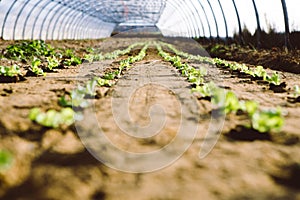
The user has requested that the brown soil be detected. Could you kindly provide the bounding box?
[0,37,300,200]
[204,43,300,74]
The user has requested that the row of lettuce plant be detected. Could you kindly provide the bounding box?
[29,44,149,128]
[1,40,82,77]
[84,42,145,62]
[163,42,300,101]
[160,42,282,86]
[193,82,284,133]
[156,42,284,133]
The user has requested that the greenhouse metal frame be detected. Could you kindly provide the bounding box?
[0,0,293,47]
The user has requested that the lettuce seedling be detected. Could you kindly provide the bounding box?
[97,78,112,87]
[239,100,259,117]
[46,56,59,70]
[103,72,117,80]
[70,56,82,65]
[224,91,240,114]
[31,57,45,76]
[229,63,239,71]
[69,87,89,108]
[251,108,284,133]
[0,150,13,171]
[191,82,216,98]
[211,87,226,108]
[172,56,182,68]
[239,64,249,73]
[29,107,75,128]
[0,65,21,77]
[253,66,267,79]
[188,75,204,86]
[84,54,96,62]
[293,85,300,97]
[266,72,281,85]
[60,77,108,108]
[85,78,98,96]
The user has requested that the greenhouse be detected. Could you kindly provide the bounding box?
[0,0,299,199]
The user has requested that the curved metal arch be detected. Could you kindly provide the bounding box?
[252,0,261,47]
[281,0,291,49]
[31,0,57,39]
[1,0,18,38]
[206,0,219,39]
[74,14,97,39]
[78,17,93,38]
[12,0,31,40]
[43,0,82,40]
[165,0,196,37]
[182,0,202,37]
[72,10,101,39]
[160,2,192,36]
[192,12,205,37]
[74,13,103,38]
[67,12,86,39]
[198,0,212,38]
[57,8,80,39]
[187,0,206,37]
[81,18,100,39]
[232,0,244,44]
[61,9,82,39]
[52,0,99,19]
[39,2,60,40]
[109,0,164,24]
[172,0,197,37]
[196,9,206,37]
[191,0,209,37]
[217,0,228,40]
[50,1,83,40]
[53,2,85,39]
[22,0,48,39]
[53,0,165,25]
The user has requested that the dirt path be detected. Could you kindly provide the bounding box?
[0,38,300,200]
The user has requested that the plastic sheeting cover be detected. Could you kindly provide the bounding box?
[0,0,299,40]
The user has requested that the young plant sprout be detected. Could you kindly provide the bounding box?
[46,56,60,70]
[293,85,300,97]
[0,150,14,171]
[30,57,45,76]
[0,65,22,77]
[224,91,240,114]
[266,72,281,85]
[251,108,284,133]
[191,82,216,98]
[239,100,259,117]
[29,107,75,128]
[253,66,267,79]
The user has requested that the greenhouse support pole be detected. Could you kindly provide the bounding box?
[231,0,244,45]
[22,0,46,39]
[281,0,291,49]
[12,0,31,40]
[217,0,228,42]
[62,10,83,39]
[206,0,220,40]
[1,0,18,39]
[252,0,261,48]
[199,1,212,39]
[40,3,60,40]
